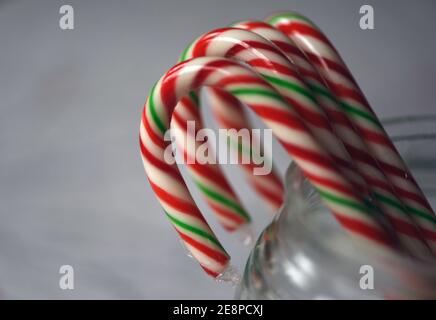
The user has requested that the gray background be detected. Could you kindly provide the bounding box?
[0,0,435,299]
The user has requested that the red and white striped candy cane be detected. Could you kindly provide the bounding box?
[232,21,431,257]
[171,95,252,231]
[176,50,285,216]
[180,27,430,251]
[207,88,284,211]
[181,28,374,199]
[266,11,436,252]
[140,56,398,277]
[173,89,284,217]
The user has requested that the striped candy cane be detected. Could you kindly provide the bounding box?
[207,88,284,211]
[175,55,285,216]
[140,56,398,277]
[266,11,436,252]
[181,28,373,199]
[179,27,433,251]
[171,95,252,231]
[232,21,431,257]
[173,89,284,218]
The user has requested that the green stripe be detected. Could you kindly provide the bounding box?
[308,85,436,225]
[316,188,367,214]
[149,83,167,135]
[189,91,200,105]
[405,205,436,225]
[265,13,382,129]
[308,83,383,129]
[308,82,337,104]
[262,74,318,106]
[373,192,404,212]
[373,192,436,225]
[339,101,383,129]
[267,12,314,26]
[164,210,226,251]
[229,88,284,103]
[179,42,193,62]
[193,179,251,222]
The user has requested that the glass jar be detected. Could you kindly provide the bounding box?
[236,116,436,299]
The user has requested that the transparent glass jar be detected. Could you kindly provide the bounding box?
[236,116,436,299]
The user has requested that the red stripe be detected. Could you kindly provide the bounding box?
[388,216,429,241]
[303,50,356,86]
[254,138,340,180]
[323,107,357,127]
[149,179,206,222]
[177,96,201,121]
[334,213,395,248]
[216,74,268,88]
[250,104,307,132]
[248,58,296,77]
[422,228,436,242]
[202,266,220,277]
[342,143,379,168]
[193,28,234,57]
[303,170,356,198]
[166,60,187,78]
[171,110,248,198]
[210,87,245,114]
[297,67,327,87]
[171,111,199,137]
[236,21,276,31]
[358,126,396,150]
[192,60,240,89]
[161,70,178,110]
[170,115,194,165]
[177,231,229,265]
[225,40,287,61]
[273,40,307,60]
[208,201,246,226]
[162,59,201,107]
[139,137,185,184]
[392,186,433,212]
[329,82,371,111]
[250,179,283,208]
[377,158,415,180]
[362,174,394,195]
[344,143,433,211]
[213,112,247,131]
[284,96,331,130]
[273,21,358,86]
[279,22,334,47]
[233,21,311,60]
[187,161,238,200]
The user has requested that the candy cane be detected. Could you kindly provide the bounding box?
[179,27,434,255]
[231,21,431,257]
[173,89,284,217]
[140,56,397,277]
[171,95,252,231]
[180,28,371,198]
[207,88,284,211]
[175,55,285,214]
[266,11,436,252]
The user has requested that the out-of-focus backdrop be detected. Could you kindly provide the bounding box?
[1,0,435,299]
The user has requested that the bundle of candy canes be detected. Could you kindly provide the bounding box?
[140,12,436,278]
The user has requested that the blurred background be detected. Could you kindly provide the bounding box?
[0,0,435,299]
